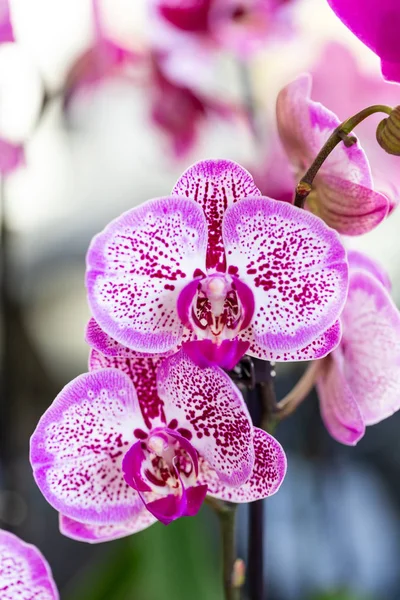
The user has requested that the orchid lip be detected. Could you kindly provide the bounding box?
[178,272,254,343]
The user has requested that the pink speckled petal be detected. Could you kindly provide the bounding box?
[342,270,400,425]
[30,369,145,524]
[200,427,286,502]
[0,0,14,43]
[0,529,59,599]
[347,250,391,290]
[314,176,388,235]
[59,510,157,543]
[85,318,135,357]
[86,196,208,353]
[89,349,167,429]
[317,351,365,446]
[242,320,341,362]
[172,159,261,271]
[157,350,254,486]
[223,196,348,353]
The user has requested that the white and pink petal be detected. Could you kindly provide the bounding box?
[0,529,59,599]
[86,196,208,353]
[347,250,391,290]
[200,428,286,502]
[157,350,254,487]
[172,159,261,271]
[317,350,365,446]
[342,270,400,425]
[30,369,145,524]
[59,510,157,543]
[223,196,348,354]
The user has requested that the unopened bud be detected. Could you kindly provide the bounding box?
[232,558,246,588]
[376,106,400,156]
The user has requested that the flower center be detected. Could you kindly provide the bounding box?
[179,273,254,343]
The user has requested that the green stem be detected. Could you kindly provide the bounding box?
[208,498,240,600]
[294,104,393,208]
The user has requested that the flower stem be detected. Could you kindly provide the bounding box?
[275,360,321,420]
[295,104,393,208]
[208,498,240,600]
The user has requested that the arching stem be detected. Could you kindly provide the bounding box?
[295,104,393,208]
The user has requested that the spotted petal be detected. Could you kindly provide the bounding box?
[200,428,286,502]
[317,350,365,446]
[59,511,157,543]
[89,349,167,429]
[243,320,342,361]
[0,529,59,599]
[30,369,145,524]
[172,159,261,271]
[223,196,348,353]
[342,270,400,425]
[157,350,254,486]
[86,196,208,353]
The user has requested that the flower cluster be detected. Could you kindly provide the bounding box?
[30,156,354,539]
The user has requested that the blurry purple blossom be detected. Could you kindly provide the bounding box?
[0,529,59,598]
[317,251,400,445]
[30,350,286,534]
[0,137,24,174]
[85,159,348,367]
[327,0,400,83]
[0,0,14,43]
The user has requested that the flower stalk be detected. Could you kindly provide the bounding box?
[295,104,393,207]
[275,360,322,421]
[208,498,240,600]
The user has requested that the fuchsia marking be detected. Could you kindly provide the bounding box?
[0,530,59,599]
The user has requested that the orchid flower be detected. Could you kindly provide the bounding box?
[311,43,400,211]
[327,0,400,84]
[86,159,348,367]
[0,137,24,174]
[317,251,400,445]
[152,0,294,56]
[0,529,59,599]
[30,349,286,537]
[276,74,389,235]
[0,0,14,43]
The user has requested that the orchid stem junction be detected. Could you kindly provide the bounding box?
[294,104,393,208]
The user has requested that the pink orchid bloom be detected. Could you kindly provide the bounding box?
[317,250,400,445]
[153,0,294,55]
[327,0,400,83]
[0,529,59,599]
[0,0,14,43]
[30,349,286,534]
[63,0,139,109]
[0,137,24,174]
[85,159,348,367]
[311,43,400,211]
[276,73,389,235]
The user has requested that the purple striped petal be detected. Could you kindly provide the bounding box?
[347,250,391,290]
[89,349,167,429]
[223,196,348,353]
[342,270,400,425]
[0,529,59,599]
[86,196,208,353]
[200,428,286,502]
[85,318,136,357]
[315,176,388,236]
[243,320,342,361]
[317,351,365,446]
[157,350,254,487]
[30,369,145,524]
[172,159,261,271]
[59,510,156,543]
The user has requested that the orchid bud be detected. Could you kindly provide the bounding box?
[232,558,246,588]
[376,106,400,156]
